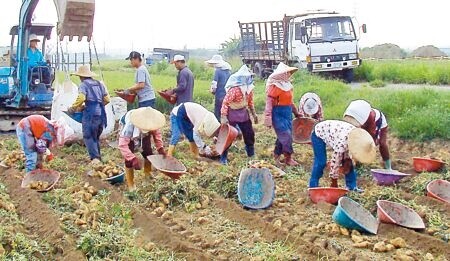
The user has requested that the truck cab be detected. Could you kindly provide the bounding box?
[286,12,363,82]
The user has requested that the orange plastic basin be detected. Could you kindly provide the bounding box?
[412,157,445,172]
[308,187,349,204]
[115,90,136,103]
[215,124,238,155]
[21,169,60,192]
[376,200,425,230]
[147,155,187,179]
[158,90,177,105]
[292,117,317,144]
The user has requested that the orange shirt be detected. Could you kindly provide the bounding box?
[18,115,54,141]
[267,85,294,106]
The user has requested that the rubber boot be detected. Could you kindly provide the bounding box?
[274,154,283,167]
[143,159,152,177]
[167,145,175,157]
[284,153,299,166]
[220,149,229,165]
[189,142,199,157]
[245,145,255,158]
[330,178,338,188]
[125,167,136,191]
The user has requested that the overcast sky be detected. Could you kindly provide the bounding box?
[1,0,449,54]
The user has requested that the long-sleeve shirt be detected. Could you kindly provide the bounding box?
[27,48,44,67]
[298,93,324,121]
[174,67,194,105]
[266,85,294,106]
[314,120,355,179]
[220,87,254,116]
[213,68,231,100]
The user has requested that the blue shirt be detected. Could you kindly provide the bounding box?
[79,78,107,116]
[174,66,194,105]
[135,65,155,102]
[27,48,44,67]
[214,68,231,100]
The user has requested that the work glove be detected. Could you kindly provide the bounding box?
[67,106,76,114]
[220,116,229,125]
[35,139,47,154]
[125,157,142,170]
[384,159,392,170]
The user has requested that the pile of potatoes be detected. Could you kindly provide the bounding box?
[250,160,285,178]
[90,161,121,179]
[27,181,51,191]
[60,182,100,230]
[0,151,25,168]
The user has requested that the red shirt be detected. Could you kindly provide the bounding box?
[266,85,294,106]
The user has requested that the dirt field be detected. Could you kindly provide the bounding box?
[0,121,449,260]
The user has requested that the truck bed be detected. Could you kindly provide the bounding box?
[239,20,286,62]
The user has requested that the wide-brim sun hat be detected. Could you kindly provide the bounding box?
[197,112,220,137]
[70,65,97,78]
[130,107,166,132]
[205,54,224,64]
[348,128,376,164]
[343,100,372,126]
[29,34,40,42]
[303,98,319,115]
[272,62,298,77]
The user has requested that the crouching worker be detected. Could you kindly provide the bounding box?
[298,92,324,121]
[168,102,220,157]
[17,115,74,172]
[309,120,376,193]
[118,107,166,191]
[220,65,257,165]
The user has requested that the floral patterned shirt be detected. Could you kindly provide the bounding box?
[221,87,254,116]
[314,120,355,178]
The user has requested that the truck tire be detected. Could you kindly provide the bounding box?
[253,62,264,79]
[342,69,354,83]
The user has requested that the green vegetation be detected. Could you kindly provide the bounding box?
[355,60,450,85]
[58,58,450,141]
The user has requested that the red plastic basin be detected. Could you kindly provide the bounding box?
[308,187,349,204]
[376,200,425,230]
[147,155,187,179]
[115,90,136,103]
[158,90,177,105]
[426,179,450,204]
[215,124,238,155]
[412,157,445,172]
[292,117,317,144]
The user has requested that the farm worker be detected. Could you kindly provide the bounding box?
[343,100,391,169]
[125,51,166,156]
[220,65,257,165]
[167,55,195,105]
[68,65,110,165]
[264,63,301,166]
[298,92,324,121]
[27,34,50,83]
[168,102,220,158]
[205,54,232,121]
[309,120,376,192]
[16,115,74,172]
[118,107,166,191]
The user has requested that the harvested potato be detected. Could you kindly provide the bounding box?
[27,181,50,191]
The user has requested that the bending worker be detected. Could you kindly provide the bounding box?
[168,102,220,157]
[16,115,74,172]
[69,65,110,165]
[298,92,324,121]
[343,100,391,169]
[118,107,166,191]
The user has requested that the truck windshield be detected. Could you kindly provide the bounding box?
[305,17,355,43]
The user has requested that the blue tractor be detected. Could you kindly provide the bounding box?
[0,0,95,131]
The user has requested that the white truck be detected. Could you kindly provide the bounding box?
[238,10,366,82]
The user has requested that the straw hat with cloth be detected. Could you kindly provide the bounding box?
[71,65,97,78]
[205,55,232,70]
[343,100,372,127]
[302,93,320,116]
[224,64,255,94]
[348,128,376,164]
[195,111,220,137]
[266,62,298,92]
[130,107,166,132]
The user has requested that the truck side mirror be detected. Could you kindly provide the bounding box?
[301,27,307,37]
[361,24,367,33]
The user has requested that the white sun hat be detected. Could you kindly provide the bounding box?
[130,107,166,132]
[348,128,377,164]
[172,54,185,63]
[343,100,372,126]
[205,54,224,64]
[303,97,319,116]
[29,34,40,42]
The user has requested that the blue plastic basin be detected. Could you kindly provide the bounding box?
[332,197,379,234]
[238,168,275,209]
